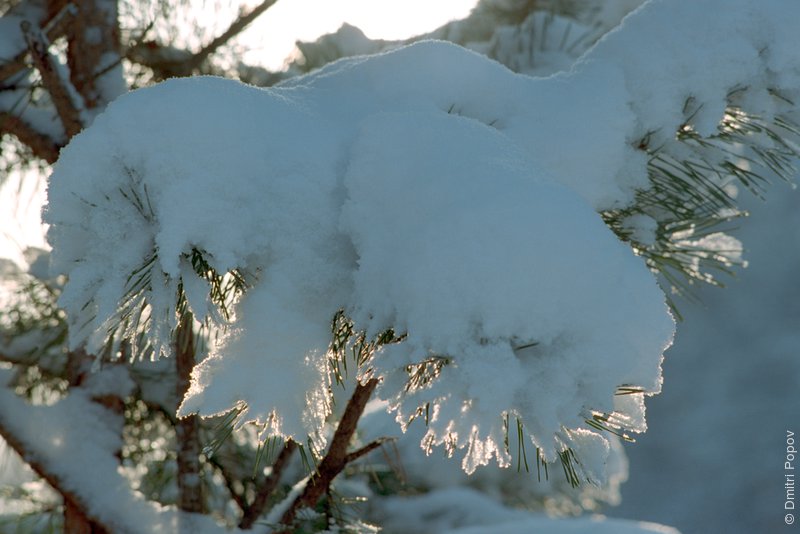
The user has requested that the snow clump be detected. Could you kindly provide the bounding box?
[45,0,800,477]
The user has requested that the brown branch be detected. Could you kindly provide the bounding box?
[20,19,83,137]
[175,310,204,513]
[124,42,192,79]
[343,437,393,465]
[205,454,249,514]
[0,111,61,163]
[239,439,297,529]
[279,378,379,528]
[0,2,75,86]
[0,395,111,533]
[193,0,278,67]
[126,0,277,80]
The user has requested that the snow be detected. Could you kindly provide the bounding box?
[0,368,250,533]
[358,399,630,514]
[46,45,672,478]
[341,109,671,470]
[584,0,800,143]
[370,486,679,534]
[44,0,799,490]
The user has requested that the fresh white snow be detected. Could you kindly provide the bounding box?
[43,0,799,505]
[0,368,251,534]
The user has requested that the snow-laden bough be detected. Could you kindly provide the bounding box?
[45,0,799,478]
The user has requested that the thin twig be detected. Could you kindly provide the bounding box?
[192,0,278,68]
[126,0,278,80]
[239,440,297,529]
[343,437,394,465]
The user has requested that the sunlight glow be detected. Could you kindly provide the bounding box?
[243,0,479,70]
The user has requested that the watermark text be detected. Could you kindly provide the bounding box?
[786,430,795,525]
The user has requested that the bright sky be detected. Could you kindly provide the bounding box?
[244,0,479,69]
[0,0,479,265]
[0,171,47,265]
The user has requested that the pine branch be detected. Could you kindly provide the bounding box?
[175,310,203,513]
[192,0,278,68]
[20,19,83,137]
[279,378,379,528]
[239,440,297,529]
[0,388,111,533]
[126,0,277,80]
[604,95,800,309]
[0,111,60,162]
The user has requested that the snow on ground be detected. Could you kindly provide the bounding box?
[616,182,800,533]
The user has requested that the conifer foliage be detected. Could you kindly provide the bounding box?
[0,1,798,532]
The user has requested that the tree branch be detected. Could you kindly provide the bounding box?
[66,0,122,109]
[20,19,83,137]
[239,439,297,529]
[175,310,203,513]
[204,454,249,515]
[126,0,278,80]
[0,1,73,86]
[0,112,60,162]
[0,392,111,533]
[279,378,379,528]
[343,437,393,465]
[193,0,278,67]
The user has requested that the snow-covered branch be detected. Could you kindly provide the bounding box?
[64,0,125,110]
[0,111,60,162]
[20,19,84,137]
[43,0,800,491]
[279,378,379,527]
[0,368,241,533]
[0,0,71,86]
[125,0,278,81]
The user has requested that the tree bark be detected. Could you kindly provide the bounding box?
[175,311,204,513]
[64,498,109,534]
[279,378,379,527]
[21,19,84,137]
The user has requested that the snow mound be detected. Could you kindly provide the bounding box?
[46,0,800,476]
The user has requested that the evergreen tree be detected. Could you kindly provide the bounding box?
[0,1,798,533]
